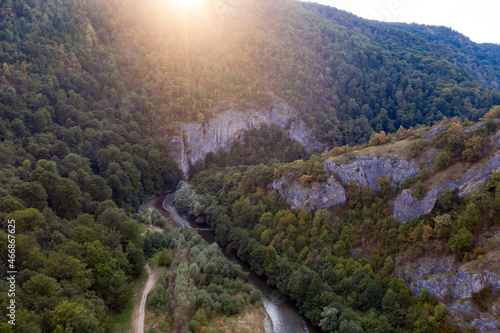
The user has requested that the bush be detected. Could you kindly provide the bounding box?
[434,304,448,323]
[151,210,166,228]
[249,289,262,304]
[409,139,429,157]
[485,119,497,133]
[369,131,390,146]
[400,177,414,189]
[461,148,475,162]
[484,105,500,119]
[414,181,426,199]
[435,151,450,169]
[158,249,172,267]
[187,319,198,332]
[449,228,474,254]
[471,284,493,312]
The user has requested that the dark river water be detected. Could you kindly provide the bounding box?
[142,193,320,333]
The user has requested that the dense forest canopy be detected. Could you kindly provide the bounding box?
[3,0,500,148]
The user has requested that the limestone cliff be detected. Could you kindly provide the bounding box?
[393,152,500,223]
[397,232,500,332]
[272,174,347,211]
[169,98,322,176]
[273,119,500,222]
[272,153,421,212]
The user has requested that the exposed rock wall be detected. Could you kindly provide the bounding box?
[272,175,347,211]
[272,154,421,211]
[392,152,500,223]
[169,99,322,176]
[397,233,500,332]
[392,189,442,223]
[324,154,420,190]
[273,150,500,222]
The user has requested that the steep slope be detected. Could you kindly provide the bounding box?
[307,4,500,90]
[178,116,500,332]
[273,118,500,222]
[19,0,496,148]
[169,95,321,176]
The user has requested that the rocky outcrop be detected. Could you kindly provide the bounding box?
[449,152,500,198]
[463,119,500,134]
[398,232,500,332]
[423,126,444,139]
[272,154,421,211]
[169,99,322,176]
[324,154,420,190]
[392,152,500,223]
[272,147,500,221]
[392,189,442,224]
[272,175,347,211]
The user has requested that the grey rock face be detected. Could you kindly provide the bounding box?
[399,246,500,332]
[491,132,500,147]
[273,148,500,222]
[324,154,420,190]
[273,154,420,211]
[170,100,321,176]
[392,152,500,223]
[272,174,347,211]
[392,189,442,224]
[423,126,444,139]
[449,152,500,198]
[462,119,500,134]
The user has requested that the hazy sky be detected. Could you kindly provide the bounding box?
[303,0,500,44]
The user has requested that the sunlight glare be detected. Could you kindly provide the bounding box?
[172,0,204,9]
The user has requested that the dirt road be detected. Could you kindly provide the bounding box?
[132,263,158,333]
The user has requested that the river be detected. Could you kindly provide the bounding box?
[142,193,320,333]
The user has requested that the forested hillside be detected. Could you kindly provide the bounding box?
[3,0,500,148]
[176,115,500,332]
[1,0,500,332]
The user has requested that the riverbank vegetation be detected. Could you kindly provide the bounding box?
[143,225,264,333]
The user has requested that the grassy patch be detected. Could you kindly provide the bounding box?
[212,304,267,333]
[110,269,149,332]
[356,139,414,158]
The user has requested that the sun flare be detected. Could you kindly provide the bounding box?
[171,0,203,9]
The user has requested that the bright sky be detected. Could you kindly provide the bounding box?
[303,0,500,44]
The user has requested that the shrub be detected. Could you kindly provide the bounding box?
[419,288,429,302]
[461,148,475,162]
[457,202,479,228]
[400,177,414,189]
[158,249,172,267]
[436,187,458,212]
[409,139,429,157]
[485,119,497,133]
[434,304,449,323]
[414,181,426,199]
[249,290,262,304]
[187,320,198,332]
[471,284,493,312]
[484,105,500,119]
[299,174,313,187]
[151,210,166,228]
[330,146,343,156]
[369,131,390,146]
[395,126,407,140]
[449,228,474,254]
[435,151,450,169]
